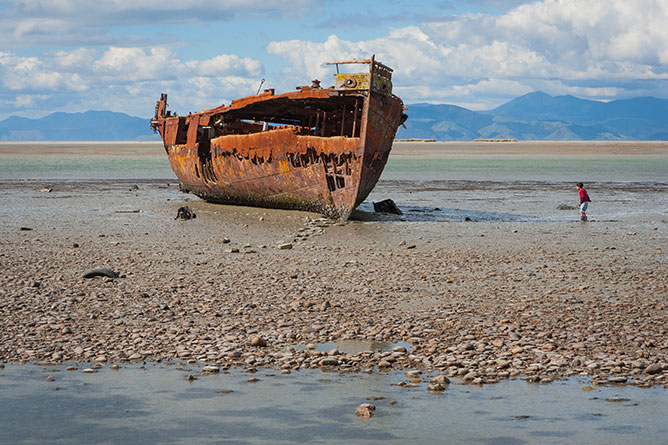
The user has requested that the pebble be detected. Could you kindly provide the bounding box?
[356,403,376,418]
[608,376,627,383]
[82,268,119,279]
[251,337,267,347]
[2,185,667,390]
[645,364,662,374]
[428,375,450,391]
[320,358,339,367]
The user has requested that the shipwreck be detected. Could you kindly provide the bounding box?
[150,56,406,220]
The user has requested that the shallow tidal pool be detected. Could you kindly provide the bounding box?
[1,363,666,444]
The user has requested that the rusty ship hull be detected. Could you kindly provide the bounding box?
[150,57,406,220]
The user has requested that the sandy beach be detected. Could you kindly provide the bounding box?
[0,142,667,389]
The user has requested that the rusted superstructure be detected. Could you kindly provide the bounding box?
[150,56,406,220]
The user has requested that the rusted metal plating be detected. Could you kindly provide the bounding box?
[150,56,407,220]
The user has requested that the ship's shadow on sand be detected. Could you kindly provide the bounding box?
[352,202,569,223]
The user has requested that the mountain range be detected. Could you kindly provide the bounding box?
[397,92,668,141]
[1,92,667,141]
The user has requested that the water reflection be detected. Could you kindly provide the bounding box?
[0,363,666,444]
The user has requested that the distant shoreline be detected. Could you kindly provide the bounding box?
[2,140,668,158]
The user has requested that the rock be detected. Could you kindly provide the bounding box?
[82,368,96,374]
[462,372,477,383]
[251,337,267,347]
[373,199,402,215]
[320,358,339,367]
[203,366,220,373]
[128,353,142,360]
[557,203,577,210]
[82,268,119,279]
[356,403,376,418]
[110,364,120,370]
[491,338,504,348]
[428,375,450,391]
[393,345,407,353]
[431,375,450,385]
[61,327,72,334]
[279,243,293,250]
[20,227,33,231]
[74,346,84,355]
[175,206,196,220]
[608,376,627,383]
[185,374,197,381]
[645,363,662,374]
[378,360,392,368]
[320,301,331,311]
[511,346,524,354]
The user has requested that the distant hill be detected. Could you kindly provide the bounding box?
[0,111,158,141]
[397,92,668,141]
[2,92,667,141]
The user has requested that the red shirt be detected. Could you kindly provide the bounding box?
[579,189,591,204]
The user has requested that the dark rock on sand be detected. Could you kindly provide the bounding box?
[373,199,403,215]
[175,206,196,220]
[82,268,119,279]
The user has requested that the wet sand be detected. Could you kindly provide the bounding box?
[1,175,666,388]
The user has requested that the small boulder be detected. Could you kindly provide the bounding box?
[373,199,402,215]
[175,206,196,220]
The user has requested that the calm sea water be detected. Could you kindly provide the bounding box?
[1,148,667,183]
[1,363,666,445]
[0,154,173,180]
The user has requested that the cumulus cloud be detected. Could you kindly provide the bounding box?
[0,47,265,118]
[268,0,668,107]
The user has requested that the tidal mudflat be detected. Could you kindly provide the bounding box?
[0,141,666,442]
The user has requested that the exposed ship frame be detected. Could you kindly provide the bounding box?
[150,56,406,220]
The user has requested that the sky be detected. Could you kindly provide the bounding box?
[0,0,667,120]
